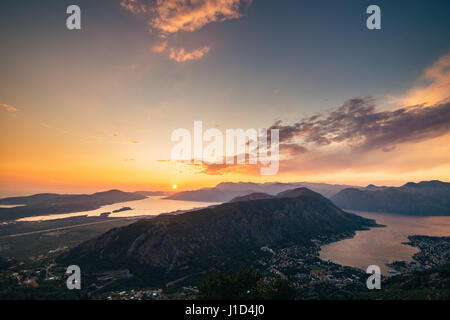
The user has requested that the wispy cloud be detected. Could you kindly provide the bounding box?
[152,40,168,53]
[120,0,148,14]
[169,46,210,62]
[120,0,252,61]
[148,0,251,34]
[158,53,450,177]
[0,104,19,112]
[270,97,450,154]
[41,123,53,129]
[391,53,450,106]
[158,158,261,175]
[110,139,143,145]
[174,97,450,176]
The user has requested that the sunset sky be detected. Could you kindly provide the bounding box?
[1,0,450,196]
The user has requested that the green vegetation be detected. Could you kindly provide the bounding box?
[61,189,376,287]
[358,265,450,300]
[0,216,138,260]
[197,267,298,300]
[0,280,83,300]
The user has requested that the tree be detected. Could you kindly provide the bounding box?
[197,267,298,300]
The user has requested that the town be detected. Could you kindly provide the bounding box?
[1,234,448,299]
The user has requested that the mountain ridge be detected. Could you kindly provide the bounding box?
[166,181,357,202]
[0,190,146,222]
[331,180,450,216]
[60,187,377,287]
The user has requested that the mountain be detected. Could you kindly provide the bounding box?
[135,191,170,197]
[0,190,146,222]
[166,181,356,202]
[331,180,450,216]
[230,187,329,203]
[229,193,275,203]
[164,188,251,202]
[60,188,377,287]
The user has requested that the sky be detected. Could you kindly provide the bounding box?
[1,0,450,195]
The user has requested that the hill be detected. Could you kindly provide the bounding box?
[228,192,275,202]
[166,181,356,202]
[330,180,450,216]
[229,187,329,203]
[0,190,146,222]
[134,191,171,197]
[60,188,376,287]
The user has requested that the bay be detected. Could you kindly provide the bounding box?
[320,211,450,275]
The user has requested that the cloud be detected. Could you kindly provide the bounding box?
[0,104,19,112]
[149,0,252,34]
[41,123,53,129]
[169,46,210,62]
[152,40,168,53]
[111,140,143,144]
[270,97,450,153]
[159,158,262,176]
[161,98,450,177]
[120,0,252,61]
[156,53,450,178]
[120,0,148,14]
[280,143,308,156]
[192,161,262,175]
[391,53,450,106]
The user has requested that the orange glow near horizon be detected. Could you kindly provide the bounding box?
[1,4,450,196]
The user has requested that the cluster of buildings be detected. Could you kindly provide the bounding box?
[103,288,163,300]
[1,261,62,289]
[258,242,366,289]
[389,236,450,273]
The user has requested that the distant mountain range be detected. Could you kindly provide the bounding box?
[228,187,342,203]
[135,191,172,197]
[60,187,377,287]
[330,180,450,216]
[165,181,356,202]
[2,180,448,222]
[0,190,146,222]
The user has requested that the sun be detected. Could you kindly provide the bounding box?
[172,184,177,190]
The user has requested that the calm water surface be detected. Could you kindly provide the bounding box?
[18,197,219,221]
[320,211,450,275]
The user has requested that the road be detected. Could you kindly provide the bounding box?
[0,217,138,239]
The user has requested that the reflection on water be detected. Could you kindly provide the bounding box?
[320,211,450,275]
[0,204,25,209]
[18,196,219,222]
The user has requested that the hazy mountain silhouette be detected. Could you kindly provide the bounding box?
[229,192,275,203]
[331,180,450,216]
[166,181,355,202]
[134,191,170,197]
[0,190,146,222]
[229,187,329,203]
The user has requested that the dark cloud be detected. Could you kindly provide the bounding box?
[270,97,450,153]
[280,143,308,155]
[160,97,450,177]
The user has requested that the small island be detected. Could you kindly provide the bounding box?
[112,207,133,213]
